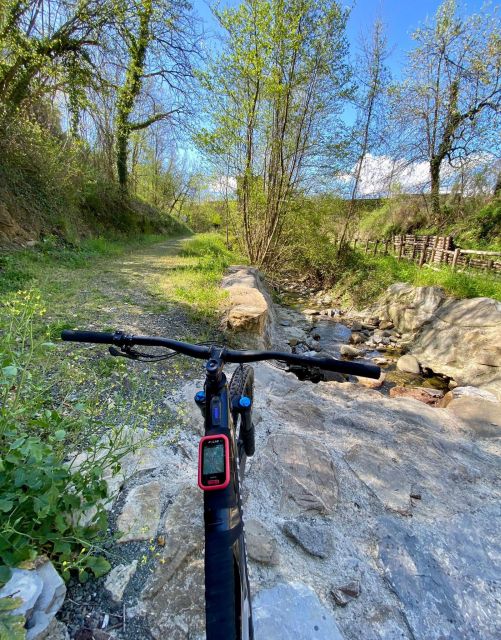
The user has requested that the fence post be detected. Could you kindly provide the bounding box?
[452,248,460,270]
[419,242,427,267]
[353,238,358,250]
[365,239,369,254]
[397,236,403,260]
[431,236,439,263]
[384,239,389,255]
[373,239,379,256]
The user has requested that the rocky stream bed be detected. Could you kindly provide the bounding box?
[3,265,501,640]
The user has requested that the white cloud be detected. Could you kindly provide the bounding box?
[343,153,497,197]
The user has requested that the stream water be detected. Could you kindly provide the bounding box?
[275,289,450,394]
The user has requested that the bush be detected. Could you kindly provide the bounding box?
[0,290,139,586]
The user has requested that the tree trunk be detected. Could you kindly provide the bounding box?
[114,0,152,193]
[116,122,129,191]
[430,157,441,224]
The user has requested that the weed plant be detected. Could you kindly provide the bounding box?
[0,290,158,586]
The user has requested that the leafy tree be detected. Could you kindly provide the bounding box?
[197,0,350,267]
[394,0,501,224]
[112,0,197,190]
[338,17,390,250]
[0,0,109,113]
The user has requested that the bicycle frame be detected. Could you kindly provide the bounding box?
[198,348,253,640]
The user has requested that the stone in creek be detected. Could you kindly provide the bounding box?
[372,357,389,365]
[389,386,444,406]
[104,560,137,602]
[355,371,386,389]
[245,519,280,565]
[350,332,365,345]
[379,320,394,330]
[438,385,498,408]
[396,354,421,374]
[282,519,332,558]
[253,582,344,640]
[340,345,363,358]
[303,308,321,316]
[259,433,338,515]
[117,481,162,542]
[284,326,307,341]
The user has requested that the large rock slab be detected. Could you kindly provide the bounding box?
[282,519,333,558]
[411,297,501,399]
[259,433,339,515]
[378,513,501,640]
[253,582,344,640]
[446,397,501,437]
[141,486,205,639]
[222,266,274,348]
[344,445,413,515]
[378,283,446,333]
[117,481,163,542]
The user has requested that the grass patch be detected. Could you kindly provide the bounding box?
[146,233,243,323]
[332,250,501,308]
[0,234,169,295]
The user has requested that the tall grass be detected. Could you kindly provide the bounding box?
[332,250,501,308]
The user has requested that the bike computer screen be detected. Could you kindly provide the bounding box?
[198,434,230,491]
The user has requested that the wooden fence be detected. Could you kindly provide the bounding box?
[348,235,501,276]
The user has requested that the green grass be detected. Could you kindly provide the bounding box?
[332,250,501,308]
[147,233,243,322]
[0,234,168,295]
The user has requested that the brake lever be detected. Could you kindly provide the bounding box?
[109,346,140,360]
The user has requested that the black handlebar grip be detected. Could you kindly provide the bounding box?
[61,330,116,344]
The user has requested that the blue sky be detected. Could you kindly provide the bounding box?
[192,0,494,80]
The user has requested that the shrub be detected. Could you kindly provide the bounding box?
[0,290,138,586]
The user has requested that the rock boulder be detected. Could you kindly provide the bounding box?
[222,266,274,348]
[378,283,446,333]
[411,297,501,400]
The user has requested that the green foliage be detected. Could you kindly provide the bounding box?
[0,290,145,585]
[331,250,501,308]
[164,234,237,319]
[0,234,176,295]
[197,0,351,266]
[0,114,188,244]
[470,200,501,245]
[180,233,233,260]
[0,596,25,640]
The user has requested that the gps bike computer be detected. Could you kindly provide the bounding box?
[198,434,230,491]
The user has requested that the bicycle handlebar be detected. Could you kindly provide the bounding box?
[61,329,381,379]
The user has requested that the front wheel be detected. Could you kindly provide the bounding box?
[229,365,255,476]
